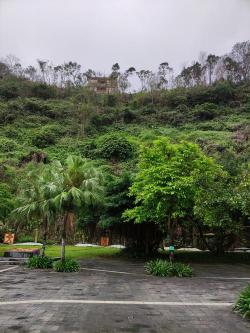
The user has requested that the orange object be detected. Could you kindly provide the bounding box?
[3,233,15,244]
[100,237,109,247]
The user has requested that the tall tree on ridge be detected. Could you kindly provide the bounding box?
[206,54,220,85]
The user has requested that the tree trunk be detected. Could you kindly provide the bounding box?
[214,231,226,255]
[192,219,210,250]
[61,212,68,262]
[167,215,176,245]
[209,66,212,86]
[34,228,39,243]
[41,216,48,257]
[145,225,149,256]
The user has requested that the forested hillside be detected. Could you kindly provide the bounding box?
[0,42,249,254]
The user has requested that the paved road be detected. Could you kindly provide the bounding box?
[0,259,250,333]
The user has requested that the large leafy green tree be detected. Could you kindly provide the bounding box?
[124,139,221,246]
[50,156,104,261]
[194,173,239,253]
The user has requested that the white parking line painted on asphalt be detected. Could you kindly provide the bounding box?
[80,267,139,275]
[0,300,233,307]
[0,266,18,273]
[199,277,250,280]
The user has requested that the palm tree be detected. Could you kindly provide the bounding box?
[50,156,104,261]
[14,164,58,256]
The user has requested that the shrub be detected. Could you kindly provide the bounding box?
[31,129,56,148]
[27,256,53,269]
[90,113,116,128]
[163,88,188,107]
[141,107,157,115]
[53,259,80,272]
[30,83,57,99]
[104,94,118,107]
[122,108,137,123]
[131,92,154,108]
[234,284,250,319]
[96,133,133,161]
[17,234,34,243]
[192,103,218,121]
[23,98,48,114]
[0,78,21,100]
[0,137,19,153]
[145,259,193,277]
[187,85,215,106]
[213,81,235,104]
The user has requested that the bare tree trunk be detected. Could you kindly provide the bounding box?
[41,216,48,257]
[61,212,68,262]
[209,65,212,86]
[167,215,176,245]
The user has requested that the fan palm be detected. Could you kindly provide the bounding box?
[49,155,104,261]
[14,163,58,256]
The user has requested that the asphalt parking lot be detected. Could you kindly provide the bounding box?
[0,259,250,333]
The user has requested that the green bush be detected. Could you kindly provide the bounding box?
[234,284,250,319]
[53,259,80,272]
[17,234,34,243]
[31,129,56,148]
[90,113,116,128]
[0,78,21,100]
[213,81,235,104]
[27,256,53,269]
[30,83,57,99]
[96,133,133,161]
[23,98,49,114]
[122,108,137,123]
[0,137,19,153]
[192,103,218,121]
[145,259,193,277]
[164,88,188,107]
[104,94,118,107]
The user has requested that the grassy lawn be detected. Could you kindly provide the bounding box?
[1,244,249,264]
[0,244,121,259]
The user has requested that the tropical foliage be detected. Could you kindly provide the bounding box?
[234,284,250,319]
[53,258,80,272]
[27,256,53,269]
[0,40,249,258]
[145,259,193,277]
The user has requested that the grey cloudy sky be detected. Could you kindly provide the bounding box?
[0,0,250,74]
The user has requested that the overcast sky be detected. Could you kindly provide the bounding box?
[0,0,250,74]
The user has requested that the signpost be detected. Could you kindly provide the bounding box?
[169,245,175,263]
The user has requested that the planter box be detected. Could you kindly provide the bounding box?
[4,248,40,258]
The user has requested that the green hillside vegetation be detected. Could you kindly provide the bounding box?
[0,43,249,257]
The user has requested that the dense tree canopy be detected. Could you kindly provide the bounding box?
[123,139,223,242]
[0,40,249,255]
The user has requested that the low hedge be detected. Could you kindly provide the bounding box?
[145,259,193,277]
[53,258,80,272]
[27,256,53,269]
[234,284,250,319]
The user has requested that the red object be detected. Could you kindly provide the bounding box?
[100,237,109,246]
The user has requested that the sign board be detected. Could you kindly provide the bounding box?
[100,237,109,247]
[3,233,15,244]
